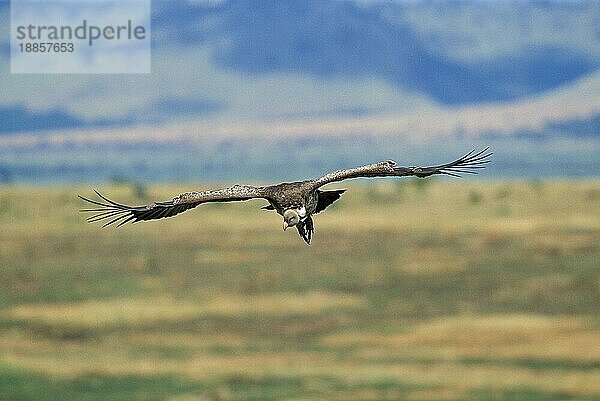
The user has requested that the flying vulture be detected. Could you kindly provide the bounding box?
[80,148,491,244]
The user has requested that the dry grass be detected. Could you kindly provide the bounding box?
[0,180,598,401]
[7,291,366,328]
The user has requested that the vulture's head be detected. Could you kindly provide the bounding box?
[282,209,300,230]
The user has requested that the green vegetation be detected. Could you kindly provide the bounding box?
[0,181,599,401]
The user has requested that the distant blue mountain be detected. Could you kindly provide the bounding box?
[153,0,599,105]
[0,105,141,134]
[546,113,600,138]
[2,1,599,134]
[0,100,221,134]
[1,134,598,184]
[151,97,223,119]
[0,106,85,134]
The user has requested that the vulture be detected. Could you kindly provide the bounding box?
[80,148,491,244]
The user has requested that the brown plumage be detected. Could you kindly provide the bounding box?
[79,148,491,244]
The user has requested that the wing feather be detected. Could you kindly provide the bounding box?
[314,189,346,214]
[312,147,492,188]
[79,185,265,227]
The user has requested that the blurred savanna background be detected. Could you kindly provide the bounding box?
[1,1,599,400]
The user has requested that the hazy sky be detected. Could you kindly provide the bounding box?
[1,1,598,132]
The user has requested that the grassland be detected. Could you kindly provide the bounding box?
[0,180,599,401]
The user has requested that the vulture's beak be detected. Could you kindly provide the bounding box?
[283,221,289,231]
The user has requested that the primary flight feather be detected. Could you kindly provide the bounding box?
[80,148,491,244]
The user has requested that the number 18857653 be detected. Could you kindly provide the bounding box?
[19,42,74,52]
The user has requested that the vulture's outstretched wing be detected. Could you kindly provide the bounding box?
[314,189,346,214]
[79,185,265,227]
[312,148,492,189]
